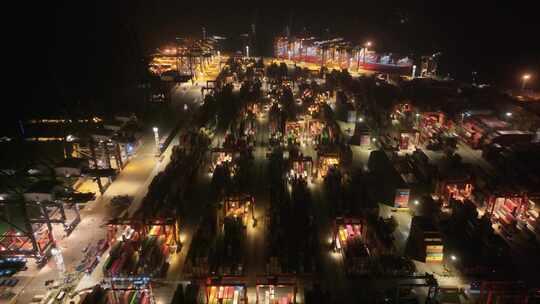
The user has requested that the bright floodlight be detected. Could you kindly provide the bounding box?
[506,112,512,117]
[450,255,457,261]
[358,117,364,122]
[414,200,419,205]
[153,127,158,132]
[523,74,531,80]
[415,113,420,117]
[366,41,372,47]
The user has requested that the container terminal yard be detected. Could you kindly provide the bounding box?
[3,4,540,304]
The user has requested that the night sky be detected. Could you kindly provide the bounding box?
[5,2,539,131]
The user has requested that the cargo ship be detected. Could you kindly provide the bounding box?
[275,37,413,74]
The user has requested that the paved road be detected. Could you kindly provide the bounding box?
[310,182,352,303]
[13,132,168,303]
[244,113,270,301]
[423,141,495,175]
[378,192,469,301]
[10,82,203,304]
[11,65,486,303]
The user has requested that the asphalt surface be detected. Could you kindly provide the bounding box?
[8,65,483,304]
[10,80,203,304]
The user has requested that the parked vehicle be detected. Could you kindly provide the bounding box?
[56,290,66,301]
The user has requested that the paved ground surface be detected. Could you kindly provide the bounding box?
[5,61,489,304]
[8,77,204,304]
[13,132,166,303]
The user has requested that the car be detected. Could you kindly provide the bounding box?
[8,278,18,286]
[56,290,66,301]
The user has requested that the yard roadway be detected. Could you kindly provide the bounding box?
[13,132,170,304]
[379,200,469,302]
[10,82,203,304]
[245,111,271,302]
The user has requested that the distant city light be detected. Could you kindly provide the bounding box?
[505,112,512,117]
[522,74,531,90]
[153,127,160,156]
[358,117,364,122]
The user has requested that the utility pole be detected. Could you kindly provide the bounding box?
[89,138,104,194]
[251,23,256,56]
[115,143,123,169]
[251,9,258,57]
[286,9,293,39]
[153,127,160,156]
[356,48,360,71]
[176,37,181,73]
[103,141,112,169]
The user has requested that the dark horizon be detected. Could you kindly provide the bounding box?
[5,2,539,129]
